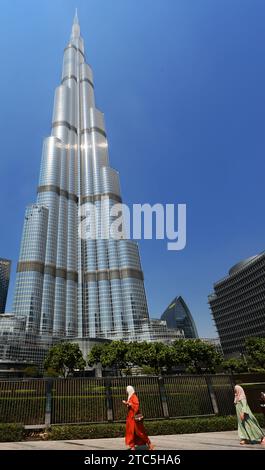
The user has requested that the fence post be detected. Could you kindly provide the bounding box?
[158,376,169,418]
[105,378,114,422]
[44,379,53,427]
[205,376,219,415]
[229,373,236,388]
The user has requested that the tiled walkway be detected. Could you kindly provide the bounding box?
[0,431,265,450]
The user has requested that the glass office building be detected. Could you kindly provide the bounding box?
[12,12,150,346]
[209,252,265,356]
[161,296,198,338]
[0,258,11,314]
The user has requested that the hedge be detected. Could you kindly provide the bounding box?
[2,414,264,442]
[0,423,24,442]
[37,414,265,441]
[47,423,126,440]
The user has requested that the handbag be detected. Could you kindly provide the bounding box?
[134,413,144,422]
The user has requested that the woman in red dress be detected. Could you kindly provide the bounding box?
[123,385,154,450]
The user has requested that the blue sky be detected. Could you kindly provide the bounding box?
[1,0,265,337]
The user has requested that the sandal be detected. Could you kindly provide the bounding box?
[260,438,265,445]
[240,440,247,445]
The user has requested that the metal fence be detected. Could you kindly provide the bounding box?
[0,374,263,428]
[0,379,46,425]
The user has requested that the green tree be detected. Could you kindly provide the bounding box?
[125,341,151,370]
[221,358,248,373]
[44,342,86,378]
[245,337,265,370]
[140,342,174,375]
[87,339,222,375]
[173,339,222,374]
[87,343,108,367]
[88,341,177,375]
[171,340,190,368]
[88,341,130,374]
[102,341,129,372]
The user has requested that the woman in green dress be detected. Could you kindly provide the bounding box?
[234,385,265,445]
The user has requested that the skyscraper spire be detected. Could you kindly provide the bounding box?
[73,8,79,25]
[71,8,80,38]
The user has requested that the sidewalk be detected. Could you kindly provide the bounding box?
[0,431,265,450]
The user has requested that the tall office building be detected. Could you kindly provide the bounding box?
[0,258,11,313]
[208,252,265,356]
[161,295,198,338]
[12,12,149,344]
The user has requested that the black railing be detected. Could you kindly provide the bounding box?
[0,374,263,428]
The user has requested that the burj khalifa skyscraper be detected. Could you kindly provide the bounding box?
[12,11,150,348]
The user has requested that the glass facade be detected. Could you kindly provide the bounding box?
[0,258,11,314]
[11,12,150,354]
[209,252,265,356]
[161,296,198,339]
